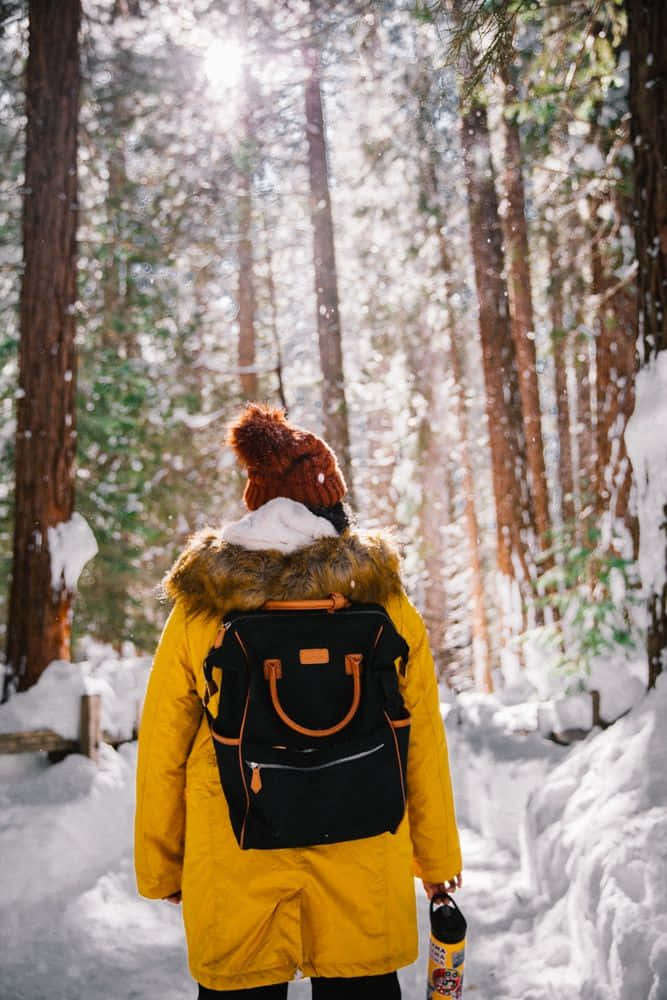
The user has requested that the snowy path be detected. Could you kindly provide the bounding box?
[5,668,667,998]
[2,821,572,1000]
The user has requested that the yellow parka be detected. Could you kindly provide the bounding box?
[135,523,462,991]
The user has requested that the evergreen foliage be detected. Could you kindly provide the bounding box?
[0,0,655,695]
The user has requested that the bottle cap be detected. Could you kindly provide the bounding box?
[429,893,467,944]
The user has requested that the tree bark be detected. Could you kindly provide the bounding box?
[625,0,667,688]
[263,223,288,411]
[590,196,638,552]
[573,308,596,521]
[5,0,81,695]
[413,58,492,686]
[303,5,353,497]
[364,332,398,530]
[446,310,493,692]
[102,0,141,357]
[437,235,493,691]
[548,232,576,528]
[237,0,257,399]
[415,346,451,679]
[501,67,552,556]
[458,96,536,626]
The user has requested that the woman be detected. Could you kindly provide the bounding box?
[135,404,463,998]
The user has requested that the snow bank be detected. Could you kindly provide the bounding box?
[48,511,98,592]
[446,675,667,998]
[447,692,568,852]
[80,644,152,741]
[0,742,136,909]
[588,651,648,720]
[0,646,151,740]
[522,674,667,999]
[0,660,97,739]
[625,350,667,599]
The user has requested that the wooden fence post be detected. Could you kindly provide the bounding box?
[79,693,102,762]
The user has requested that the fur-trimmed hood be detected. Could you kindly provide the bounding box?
[162,522,403,621]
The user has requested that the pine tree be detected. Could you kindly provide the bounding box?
[237,0,257,400]
[625,0,666,687]
[5,0,82,694]
[458,92,536,627]
[303,0,354,496]
[500,61,552,560]
[548,232,576,528]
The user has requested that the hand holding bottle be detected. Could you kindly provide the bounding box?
[422,872,462,899]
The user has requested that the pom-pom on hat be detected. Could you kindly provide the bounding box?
[227,403,347,511]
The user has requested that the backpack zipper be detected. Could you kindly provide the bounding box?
[247,742,385,794]
[384,710,407,809]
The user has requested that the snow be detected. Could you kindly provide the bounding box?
[0,645,151,740]
[0,660,98,739]
[48,511,98,593]
[448,676,667,999]
[448,693,568,853]
[172,405,227,430]
[0,660,664,999]
[220,497,337,553]
[520,674,667,999]
[575,143,606,172]
[536,693,592,732]
[625,350,667,599]
[587,652,647,721]
[0,744,135,909]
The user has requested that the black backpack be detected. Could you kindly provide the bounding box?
[202,593,411,850]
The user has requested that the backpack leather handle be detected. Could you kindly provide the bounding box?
[263,655,362,738]
[262,593,350,613]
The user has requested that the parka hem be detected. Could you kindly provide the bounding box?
[301,950,418,979]
[193,949,418,991]
[194,964,299,992]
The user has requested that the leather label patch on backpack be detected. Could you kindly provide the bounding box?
[299,648,330,665]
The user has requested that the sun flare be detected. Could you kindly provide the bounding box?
[203,39,244,91]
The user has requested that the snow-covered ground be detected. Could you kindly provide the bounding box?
[1,656,666,999]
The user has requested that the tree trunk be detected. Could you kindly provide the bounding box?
[400,308,455,679]
[447,312,494,692]
[501,67,552,556]
[590,198,639,553]
[416,350,451,678]
[263,227,288,412]
[437,236,493,691]
[303,5,353,496]
[573,308,596,522]
[625,0,667,688]
[364,332,398,530]
[102,123,124,346]
[102,0,141,358]
[458,96,536,628]
[413,59,492,686]
[5,0,81,695]
[237,0,257,400]
[548,232,576,528]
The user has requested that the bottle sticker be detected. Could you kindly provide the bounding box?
[429,940,447,964]
[430,967,463,998]
[452,947,465,968]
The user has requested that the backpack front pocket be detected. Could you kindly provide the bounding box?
[240,725,408,849]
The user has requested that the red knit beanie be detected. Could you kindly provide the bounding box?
[227,403,347,511]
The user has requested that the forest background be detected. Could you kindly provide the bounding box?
[0,0,665,707]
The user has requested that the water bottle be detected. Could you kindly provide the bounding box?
[427,893,467,999]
